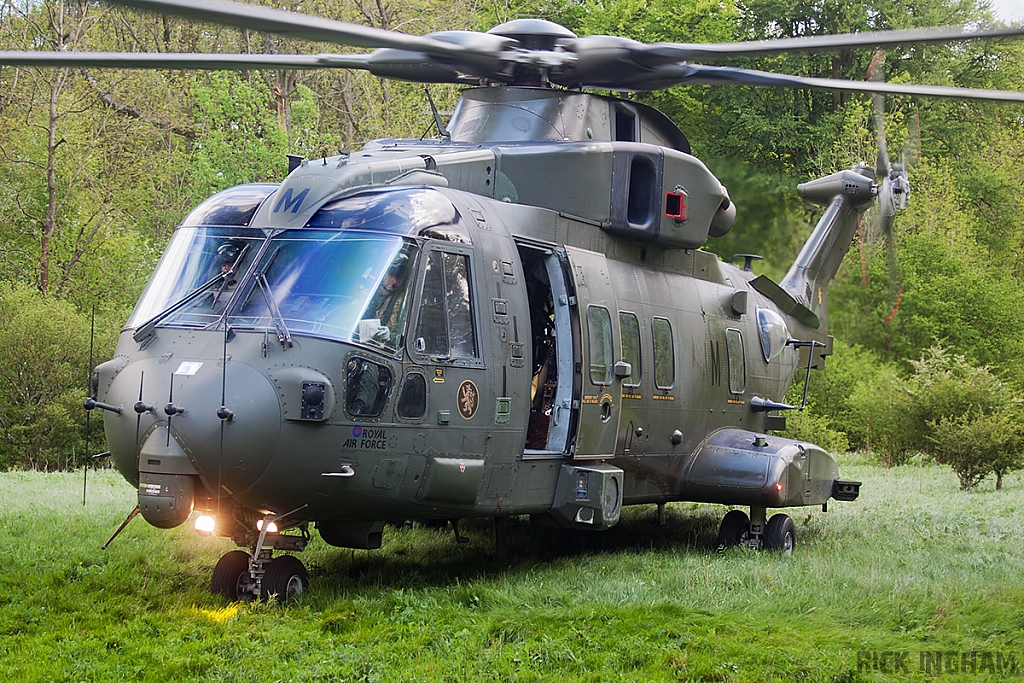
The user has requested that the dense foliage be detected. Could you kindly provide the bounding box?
[0,0,1022,482]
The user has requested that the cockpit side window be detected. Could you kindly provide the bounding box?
[346,356,393,417]
[414,249,478,359]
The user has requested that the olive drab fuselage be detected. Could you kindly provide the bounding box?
[95,87,859,546]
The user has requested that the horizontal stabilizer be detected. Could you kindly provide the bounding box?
[750,275,820,328]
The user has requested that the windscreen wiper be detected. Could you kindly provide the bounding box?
[133,245,250,343]
[251,246,293,349]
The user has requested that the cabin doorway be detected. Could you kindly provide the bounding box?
[517,244,575,454]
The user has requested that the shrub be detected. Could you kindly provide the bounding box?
[847,363,918,467]
[781,405,849,454]
[926,409,1021,491]
[911,346,1024,490]
[798,341,869,445]
[0,284,92,469]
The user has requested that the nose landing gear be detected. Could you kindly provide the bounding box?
[209,515,310,602]
[211,549,254,600]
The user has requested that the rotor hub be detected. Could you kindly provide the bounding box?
[487,19,576,52]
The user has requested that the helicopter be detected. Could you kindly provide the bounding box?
[4,0,1023,601]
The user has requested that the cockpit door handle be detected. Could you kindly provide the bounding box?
[322,465,355,478]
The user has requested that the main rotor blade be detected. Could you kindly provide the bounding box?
[0,51,372,71]
[630,25,1024,65]
[0,49,473,82]
[634,63,1024,102]
[107,0,509,60]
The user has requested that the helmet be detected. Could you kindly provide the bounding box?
[218,242,241,263]
[387,251,411,280]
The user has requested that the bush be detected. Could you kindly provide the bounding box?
[911,346,1024,490]
[847,362,918,467]
[0,284,93,469]
[810,343,1024,485]
[799,340,882,449]
[926,410,1021,491]
[781,405,849,454]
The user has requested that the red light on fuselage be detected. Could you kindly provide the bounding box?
[665,192,687,220]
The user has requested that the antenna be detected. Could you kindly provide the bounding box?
[216,323,234,515]
[133,371,153,446]
[164,373,186,445]
[424,87,449,139]
[82,305,95,506]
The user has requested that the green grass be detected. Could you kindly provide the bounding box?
[2,456,1024,682]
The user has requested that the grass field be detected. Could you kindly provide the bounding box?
[2,455,1023,682]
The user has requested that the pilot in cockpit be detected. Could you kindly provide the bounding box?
[358,250,412,349]
[349,250,414,416]
[205,241,243,309]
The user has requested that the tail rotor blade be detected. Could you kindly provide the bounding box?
[868,52,890,177]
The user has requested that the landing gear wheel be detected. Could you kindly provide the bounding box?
[211,550,252,600]
[763,514,796,555]
[260,555,308,602]
[717,509,750,548]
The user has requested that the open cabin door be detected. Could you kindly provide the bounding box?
[518,244,574,455]
[564,246,623,460]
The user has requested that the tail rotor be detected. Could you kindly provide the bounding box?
[867,52,917,324]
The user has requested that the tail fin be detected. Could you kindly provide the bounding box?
[779,164,876,332]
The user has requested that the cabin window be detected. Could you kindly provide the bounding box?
[726,328,746,394]
[345,356,393,417]
[587,306,613,385]
[619,312,641,387]
[397,372,427,420]
[653,317,674,389]
[415,250,477,359]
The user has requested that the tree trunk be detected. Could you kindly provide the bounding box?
[41,71,62,294]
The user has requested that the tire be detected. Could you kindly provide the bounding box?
[763,514,796,555]
[261,555,308,602]
[211,550,252,600]
[717,509,750,548]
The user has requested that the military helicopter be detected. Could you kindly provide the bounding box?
[5,0,1023,601]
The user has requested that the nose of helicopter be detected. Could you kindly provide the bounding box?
[106,354,282,510]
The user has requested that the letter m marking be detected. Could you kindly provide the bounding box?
[273,188,310,214]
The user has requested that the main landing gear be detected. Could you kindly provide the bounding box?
[717,506,796,554]
[210,516,310,602]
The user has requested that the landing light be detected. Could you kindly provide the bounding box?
[257,519,278,533]
[195,515,216,535]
